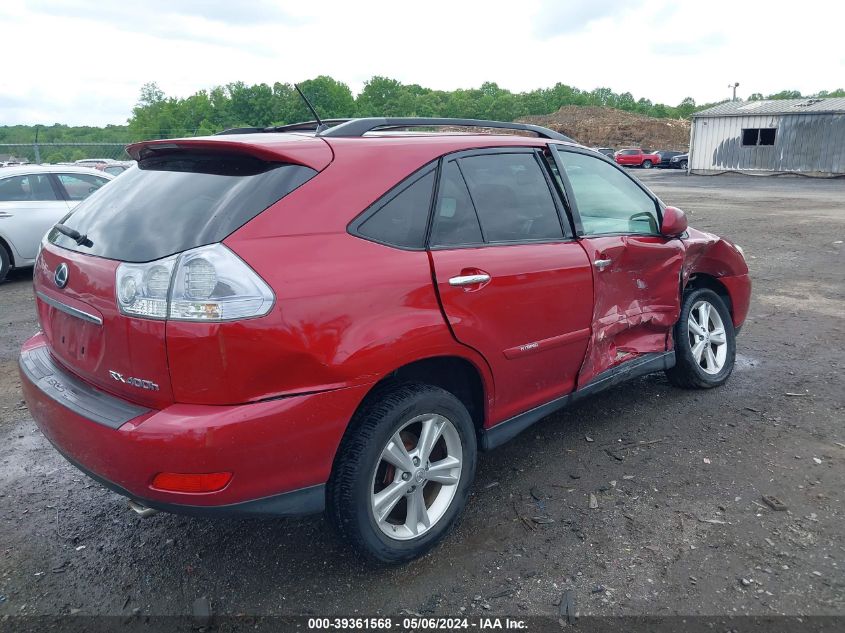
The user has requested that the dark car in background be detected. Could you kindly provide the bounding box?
[670,153,689,170]
[654,150,684,168]
[592,147,615,158]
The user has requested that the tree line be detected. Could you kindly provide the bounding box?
[1,76,843,161]
[122,77,845,139]
[125,77,704,140]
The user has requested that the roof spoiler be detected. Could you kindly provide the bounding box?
[124,138,332,171]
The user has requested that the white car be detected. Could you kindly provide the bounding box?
[0,165,113,282]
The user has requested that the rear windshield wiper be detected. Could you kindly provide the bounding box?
[55,223,93,248]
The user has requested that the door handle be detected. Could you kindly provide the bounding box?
[594,258,612,270]
[449,273,491,287]
[0,212,12,218]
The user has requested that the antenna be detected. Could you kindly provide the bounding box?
[728,82,740,101]
[294,84,326,133]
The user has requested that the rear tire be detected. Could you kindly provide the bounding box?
[642,160,653,169]
[0,246,10,283]
[328,383,477,564]
[666,288,736,389]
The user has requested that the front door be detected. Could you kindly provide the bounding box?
[551,147,685,387]
[428,150,593,424]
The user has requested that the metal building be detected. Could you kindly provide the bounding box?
[689,98,845,176]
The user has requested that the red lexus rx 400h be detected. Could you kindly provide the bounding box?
[20,118,750,563]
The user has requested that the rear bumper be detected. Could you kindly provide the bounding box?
[20,334,371,517]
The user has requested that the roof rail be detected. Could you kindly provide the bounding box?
[267,119,351,133]
[215,119,352,136]
[215,127,266,135]
[214,117,575,143]
[319,117,574,142]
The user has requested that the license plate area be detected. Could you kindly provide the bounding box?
[39,300,105,373]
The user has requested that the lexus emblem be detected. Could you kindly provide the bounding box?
[54,263,69,289]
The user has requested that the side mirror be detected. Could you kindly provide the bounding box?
[661,206,688,238]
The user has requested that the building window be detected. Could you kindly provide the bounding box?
[742,128,777,146]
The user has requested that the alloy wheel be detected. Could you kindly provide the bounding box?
[370,414,463,540]
[687,300,728,374]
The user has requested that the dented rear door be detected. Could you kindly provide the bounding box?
[551,146,684,387]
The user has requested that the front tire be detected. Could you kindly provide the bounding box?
[642,160,653,169]
[679,159,688,171]
[328,383,477,564]
[666,288,736,389]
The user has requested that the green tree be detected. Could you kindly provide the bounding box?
[767,90,803,99]
[292,76,355,121]
[675,97,696,118]
[356,76,407,116]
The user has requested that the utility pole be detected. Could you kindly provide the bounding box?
[728,82,740,102]
[33,125,41,164]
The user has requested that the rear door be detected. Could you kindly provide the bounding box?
[551,146,684,387]
[53,172,111,209]
[0,173,69,260]
[429,149,593,423]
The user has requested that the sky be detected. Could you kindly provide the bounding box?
[1,0,843,126]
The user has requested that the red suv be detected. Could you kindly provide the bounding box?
[20,118,751,563]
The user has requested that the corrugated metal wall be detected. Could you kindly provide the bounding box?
[689,113,845,175]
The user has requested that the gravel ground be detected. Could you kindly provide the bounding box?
[0,170,843,623]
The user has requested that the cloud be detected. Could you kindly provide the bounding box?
[27,0,303,27]
[651,33,727,56]
[23,0,303,53]
[534,0,632,38]
[2,0,844,126]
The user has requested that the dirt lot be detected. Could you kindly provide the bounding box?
[520,107,691,151]
[0,171,843,624]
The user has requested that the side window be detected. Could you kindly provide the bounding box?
[430,160,483,247]
[57,173,110,201]
[557,150,659,235]
[459,153,564,242]
[0,174,58,202]
[357,170,435,249]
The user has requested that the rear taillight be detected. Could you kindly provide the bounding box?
[115,244,274,321]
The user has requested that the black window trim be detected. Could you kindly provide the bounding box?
[538,147,581,236]
[549,144,664,239]
[347,161,438,251]
[46,173,66,201]
[426,146,577,251]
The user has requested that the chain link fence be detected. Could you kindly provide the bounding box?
[0,143,131,165]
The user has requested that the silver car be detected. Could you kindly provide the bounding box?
[0,165,113,282]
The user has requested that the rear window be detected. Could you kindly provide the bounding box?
[48,152,317,262]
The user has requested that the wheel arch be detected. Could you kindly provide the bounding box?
[684,273,733,318]
[365,355,487,431]
[0,234,15,267]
